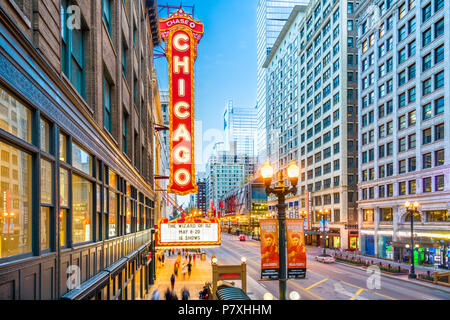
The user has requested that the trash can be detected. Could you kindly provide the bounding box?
[201,252,206,261]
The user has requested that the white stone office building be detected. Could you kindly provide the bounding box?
[264,0,360,250]
[356,0,450,267]
[257,0,311,163]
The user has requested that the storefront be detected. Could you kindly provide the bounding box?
[377,235,393,259]
[361,234,375,256]
[348,230,359,251]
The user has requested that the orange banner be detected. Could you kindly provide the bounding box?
[286,219,307,279]
[260,219,279,279]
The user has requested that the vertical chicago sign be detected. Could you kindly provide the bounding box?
[160,10,204,195]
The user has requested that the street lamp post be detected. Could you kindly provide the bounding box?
[261,161,299,301]
[319,209,330,256]
[404,201,419,279]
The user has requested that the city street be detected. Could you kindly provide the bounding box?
[204,234,450,300]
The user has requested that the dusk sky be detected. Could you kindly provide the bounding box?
[155,0,257,135]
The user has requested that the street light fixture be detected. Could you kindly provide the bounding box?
[404,201,419,279]
[319,208,330,256]
[260,161,299,301]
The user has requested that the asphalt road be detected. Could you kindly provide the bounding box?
[205,234,450,300]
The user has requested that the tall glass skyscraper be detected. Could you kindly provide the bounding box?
[256,0,310,162]
[223,100,258,157]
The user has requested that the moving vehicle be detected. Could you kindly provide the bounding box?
[239,235,246,241]
[315,254,336,263]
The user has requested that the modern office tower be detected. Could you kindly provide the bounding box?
[356,0,450,266]
[196,179,207,215]
[223,100,258,157]
[0,0,161,299]
[206,145,257,211]
[265,0,360,250]
[257,0,311,163]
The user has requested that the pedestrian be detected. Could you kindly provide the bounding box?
[189,254,192,264]
[151,286,161,300]
[187,261,192,278]
[174,262,179,277]
[193,252,196,265]
[162,253,165,266]
[164,287,173,300]
[170,273,176,291]
[182,287,190,300]
[185,251,188,260]
[182,263,187,279]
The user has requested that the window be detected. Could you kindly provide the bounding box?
[408,110,416,126]
[423,78,432,95]
[423,103,432,120]
[435,19,444,38]
[72,142,92,175]
[435,149,444,166]
[423,177,432,193]
[422,3,431,22]
[399,159,407,174]
[379,165,386,178]
[103,77,112,134]
[109,190,117,237]
[408,87,416,103]
[387,163,394,176]
[380,208,393,221]
[399,181,406,195]
[399,2,406,19]
[399,115,407,130]
[435,0,444,11]
[423,128,432,144]
[102,0,112,34]
[435,71,444,89]
[123,112,128,154]
[409,157,416,171]
[435,97,444,115]
[408,180,416,194]
[435,123,444,141]
[408,16,416,33]
[398,25,406,41]
[0,141,32,258]
[398,48,406,64]
[423,152,432,169]
[61,0,85,98]
[408,133,416,149]
[435,45,444,63]
[399,137,407,152]
[398,70,406,86]
[422,28,432,47]
[408,40,416,56]
[423,53,431,71]
[72,174,93,244]
[435,175,444,191]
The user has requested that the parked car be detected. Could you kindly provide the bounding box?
[239,235,246,241]
[315,254,336,263]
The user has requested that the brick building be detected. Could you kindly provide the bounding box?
[0,0,162,299]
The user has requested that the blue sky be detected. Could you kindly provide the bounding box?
[154,0,257,133]
[154,0,257,209]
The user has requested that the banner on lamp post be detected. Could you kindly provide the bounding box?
[260,219,279,279]
[286,219,307,279]
[160,10,204,196]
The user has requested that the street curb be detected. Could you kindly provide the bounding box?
[335,261,450,295]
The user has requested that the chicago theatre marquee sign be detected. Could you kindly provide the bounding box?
[160,10,204,195]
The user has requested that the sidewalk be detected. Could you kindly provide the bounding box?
[146,251,212,300]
